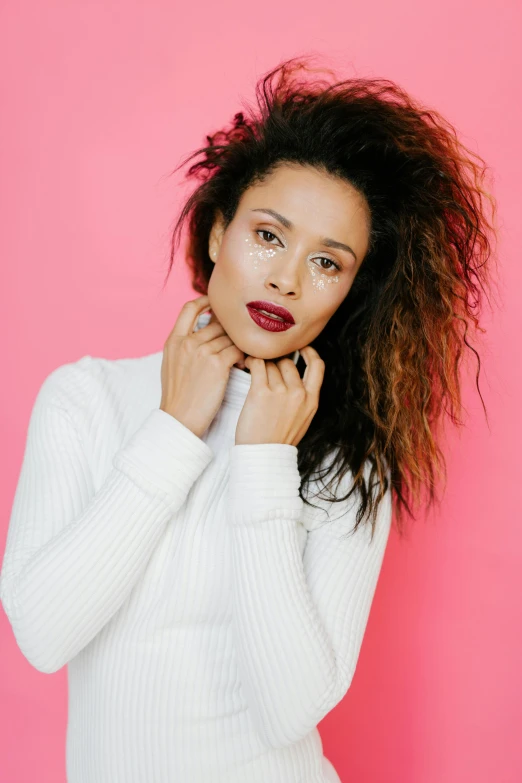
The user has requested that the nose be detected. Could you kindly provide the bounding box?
[264,250,301,297]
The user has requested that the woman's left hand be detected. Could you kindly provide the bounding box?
[234,346,325,446]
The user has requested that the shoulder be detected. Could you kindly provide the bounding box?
[34,350,163,454]
[37,350,163,416]
[32,350,164,485]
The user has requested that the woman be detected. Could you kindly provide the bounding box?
[0,56,497,782]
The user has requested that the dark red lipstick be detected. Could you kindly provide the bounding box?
[246,300,295,332]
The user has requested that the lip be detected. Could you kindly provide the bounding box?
[246,300,295,324]
[246,305,295,333]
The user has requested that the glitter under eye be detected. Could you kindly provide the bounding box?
[242,233,278,267]
[241,232,340,289]
[306,258,340,289]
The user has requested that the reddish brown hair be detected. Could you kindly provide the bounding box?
[163,55,500,540]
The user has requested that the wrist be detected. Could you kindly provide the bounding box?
[160,406,204,439]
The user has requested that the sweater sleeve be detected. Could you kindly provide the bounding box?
[0,362,214,674]
[227,443,392,749]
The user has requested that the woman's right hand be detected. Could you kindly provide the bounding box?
[159,295,246,438]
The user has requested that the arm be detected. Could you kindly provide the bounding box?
[227,443,392,749]
[0,362,214,674]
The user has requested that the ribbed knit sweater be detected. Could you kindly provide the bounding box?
[0,314,392,783]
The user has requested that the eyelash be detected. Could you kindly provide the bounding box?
[255,229,342,272]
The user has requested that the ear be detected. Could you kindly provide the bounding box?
[208,210,225,264]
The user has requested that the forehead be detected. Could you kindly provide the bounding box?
[239,163,371,249]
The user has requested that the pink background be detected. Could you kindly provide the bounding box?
[1,2,521,782]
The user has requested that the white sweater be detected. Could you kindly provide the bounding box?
[0,315,392,783]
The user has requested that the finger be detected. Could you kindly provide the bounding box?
[244,356,268,388]
[192,319,228,344]
[299,346,325,394]
[265,361,286,390]
[170,295,211,338]
[208,308,224,326]
[276,358,302,389]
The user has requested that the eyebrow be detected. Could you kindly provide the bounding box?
[250,208,358,262]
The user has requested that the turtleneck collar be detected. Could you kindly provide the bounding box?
[223,365,252,409]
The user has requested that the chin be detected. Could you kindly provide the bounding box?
[236,330,291,357]
[245,346,297,362]
[213,308,295,361]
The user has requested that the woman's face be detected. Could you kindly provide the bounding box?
[207,163,371,363]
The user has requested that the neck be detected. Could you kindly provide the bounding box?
[234,350,297,373]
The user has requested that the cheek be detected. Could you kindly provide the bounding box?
[306,258,341,292]
[217,233,278,291]
[302,274,349,333]
[240,232,278,270]
[212,242,252,291]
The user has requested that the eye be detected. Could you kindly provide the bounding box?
[313,257,342,273]
[256,229,281,245]
[256,229,342,273]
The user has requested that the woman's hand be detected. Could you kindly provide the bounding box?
[160,294,245,438]
[234,347,325,446]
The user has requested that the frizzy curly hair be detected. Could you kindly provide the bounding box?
[161,55,499,542]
